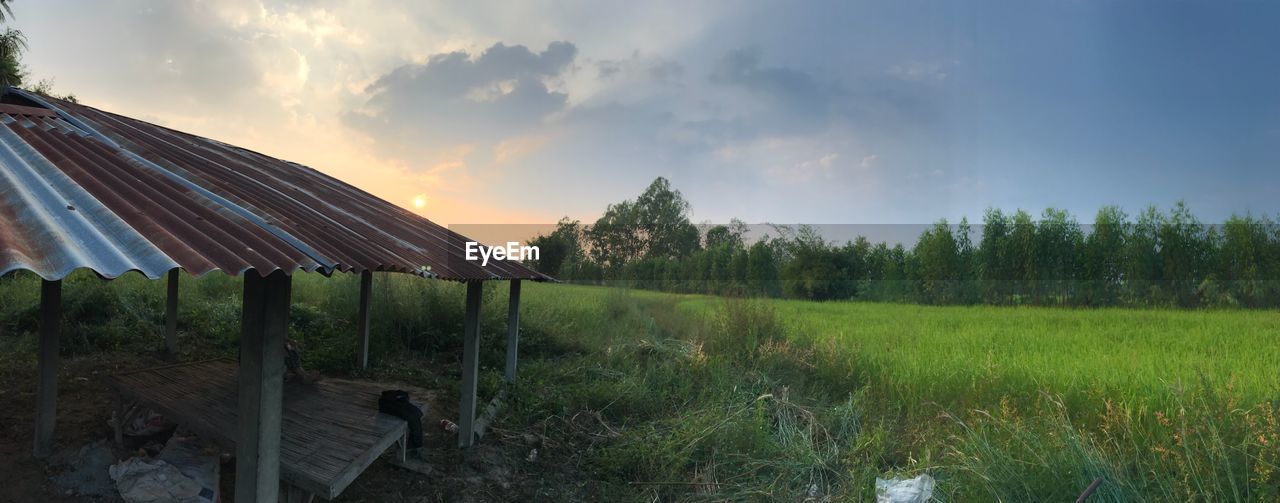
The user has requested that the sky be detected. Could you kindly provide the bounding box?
[12,0,1280,229]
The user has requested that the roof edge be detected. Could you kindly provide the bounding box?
[5,86,339,274]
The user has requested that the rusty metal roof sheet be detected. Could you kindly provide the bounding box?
[0,87,552,282]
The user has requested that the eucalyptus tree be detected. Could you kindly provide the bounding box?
[1083,206,1128,305]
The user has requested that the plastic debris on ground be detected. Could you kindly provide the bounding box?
[875,474,935,503]
[109,430,220,503]
[118,403,175,437]
[50,439,118,498]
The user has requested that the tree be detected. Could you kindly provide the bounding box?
[955,217,978,303]
[1008,210,1038,303]
[863,242,911,301]
[979,209,1012,303]
[635,177,701,260]
[913,220,961,303]
[843,236,872,298]
[1082,206,1128,306]
[0,27,25,87]
[586,200,642,270]
[526,217,584,278]
[746,239,780,297]
[0,0,21,87]
[704,220,747,250]
[1124,206,1164,305]
[781,226,841,300]
[1159,201,1212,307]
[586,177,700,271]
[1034,208,1083,304]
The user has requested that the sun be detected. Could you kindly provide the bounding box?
[412,194,428,209]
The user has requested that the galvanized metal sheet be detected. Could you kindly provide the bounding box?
[0,87,552,282]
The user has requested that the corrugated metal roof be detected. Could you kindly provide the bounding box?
[0,87,552,282]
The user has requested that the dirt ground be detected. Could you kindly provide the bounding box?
[0,351,596,502]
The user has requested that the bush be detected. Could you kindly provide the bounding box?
[704,298,784,360]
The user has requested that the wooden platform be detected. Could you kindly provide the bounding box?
[108,359,407,500]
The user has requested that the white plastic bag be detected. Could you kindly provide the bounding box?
[875,474,935,503]
[158,432,220,502]
[109,432,219,503]
[109,458,207,503]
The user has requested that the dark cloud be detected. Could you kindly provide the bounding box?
[595,56,682,82]
[596,60,623,79]
[342,37,937,204]
[648,60,684,81]
[711,47,827,112]
[348,41,578,153]
[703,46,950,138]
[702,46,846,135]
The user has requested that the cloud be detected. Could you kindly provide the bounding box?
[711,47,827,114]
[596,60,623,79]
[819,153,839,168]
[887,60,956,82]
[592,55,683,83]
[494,134,552,163]
[40,2,271,112]
[860,154,879,168]
[648,60,684,81]
[346,41,578,157]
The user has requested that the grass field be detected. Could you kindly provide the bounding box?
[515,285,1280,501]
[2,272,1279,501]
[678,295,1280,410]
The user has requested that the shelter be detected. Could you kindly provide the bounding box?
[0,86,550,502]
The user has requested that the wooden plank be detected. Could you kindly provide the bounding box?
[458,280,483,448]
[357,271,372,369]
[165,269,179,354]
[108,359,407,499]
[33,279,61,458]
[326,415,406,499]
[236,270,291,503]
[111,357,228,376]
[505,280,521,382]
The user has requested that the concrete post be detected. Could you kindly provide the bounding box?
[165,269,179,354]
[235,270,291,503]
[458,280,483,448]
[33,279,61,458]
[357,271,372,369]
[504,280,521,382]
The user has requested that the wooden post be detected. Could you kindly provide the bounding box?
[357,271,372,369]
[33,279,61,458]
[458,280,483,448]
[236,270,291,503]
[165,269,179,355]
[505,280,521,383]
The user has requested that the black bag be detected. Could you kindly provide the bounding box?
[379,390,424,449]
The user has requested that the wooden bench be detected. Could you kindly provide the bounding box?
[108,359,407,500]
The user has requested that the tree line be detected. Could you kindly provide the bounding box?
[528,177,1280,308]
